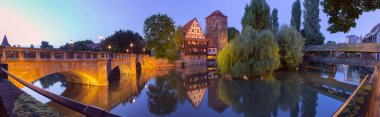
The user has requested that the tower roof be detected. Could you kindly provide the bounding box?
[1,35,11,46]
[206,10,227,19]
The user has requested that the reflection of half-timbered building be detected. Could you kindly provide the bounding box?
[180,66,208,108]
[180,10,228,66]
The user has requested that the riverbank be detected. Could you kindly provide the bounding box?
[0,79,61,117]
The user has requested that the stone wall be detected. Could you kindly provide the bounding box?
[206,15,228,51]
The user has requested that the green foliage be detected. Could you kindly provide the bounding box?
[147,78,178,115]
[302,0,325,45]
[60,40,95,51]
[277,25,305,70]
[325,40,336,46]
[13,94,62,117]
[217,77,280,116]
[270,8,279,35]
[100,30,144,53]
[228,27,240,42]
[290,0,301,32]
[173,26,185,55]
[241,0,271,31]
[321,0,380,33]
[144,14,177,61]
[40,41,54,49]
[340,84,373,117]
[217,26,280,79]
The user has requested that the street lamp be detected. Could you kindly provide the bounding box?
[108,45,111,52]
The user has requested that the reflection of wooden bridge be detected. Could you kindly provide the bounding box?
[301,71,357,101]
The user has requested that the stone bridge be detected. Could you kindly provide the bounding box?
[0,46,172,86]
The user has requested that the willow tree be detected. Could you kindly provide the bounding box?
[277,25,305,70]
[217,26,280,79]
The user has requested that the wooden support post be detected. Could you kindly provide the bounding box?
[0,64,8,79]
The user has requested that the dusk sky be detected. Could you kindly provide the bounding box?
[0,0,379,47]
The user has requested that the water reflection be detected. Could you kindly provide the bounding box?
[24,64,371,117]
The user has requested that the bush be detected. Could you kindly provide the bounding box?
[13,94,62,117]
[277,25,305,70]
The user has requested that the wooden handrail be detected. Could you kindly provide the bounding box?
[0,68,119,117]
[332,74,369,117]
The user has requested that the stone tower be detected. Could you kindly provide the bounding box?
[206,10,228,51]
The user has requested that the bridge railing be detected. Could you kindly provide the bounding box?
[0,46,141,62]
[332,74,370,117]
[0,68,119,117]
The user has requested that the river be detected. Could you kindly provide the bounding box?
[22,64,371,117]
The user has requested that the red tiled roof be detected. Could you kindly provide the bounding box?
[206,10,227,19]
[182,18,197,32]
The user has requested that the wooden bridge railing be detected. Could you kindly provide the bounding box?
[332,74,370,117]
[0,68,120,117]
[303,43,380,52]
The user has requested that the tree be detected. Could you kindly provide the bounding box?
[290,0,301,32]
[172,26,185,55]
[325,40,336,46]
[241,0,271,31]
[218,77,280,116]
[60,40,95,51]
[302,0,325,45]
[144,14,176,61]
[321,0,380,33]
[30,44,34,48]
[147,78,178,116]
[100,30,144,53]
[277,25,305,70]
[228,27,240,42]
[217,26,280,78]
[270,8,279,35]
[40,41,53,49]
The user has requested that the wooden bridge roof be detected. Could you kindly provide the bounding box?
[303,43,380,52]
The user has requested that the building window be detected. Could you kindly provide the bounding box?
[55,53,64,59]
[23,51,36,58]
[5,51,18,58]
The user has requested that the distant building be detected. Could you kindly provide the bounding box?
[1,35,11,46]
[180,10,228,66]
[345,35,361,44]
[363,22,380,43]
[362,22,380,59]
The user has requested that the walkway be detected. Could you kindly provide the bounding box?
[303,43,380,52]
[370,68,380,117]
